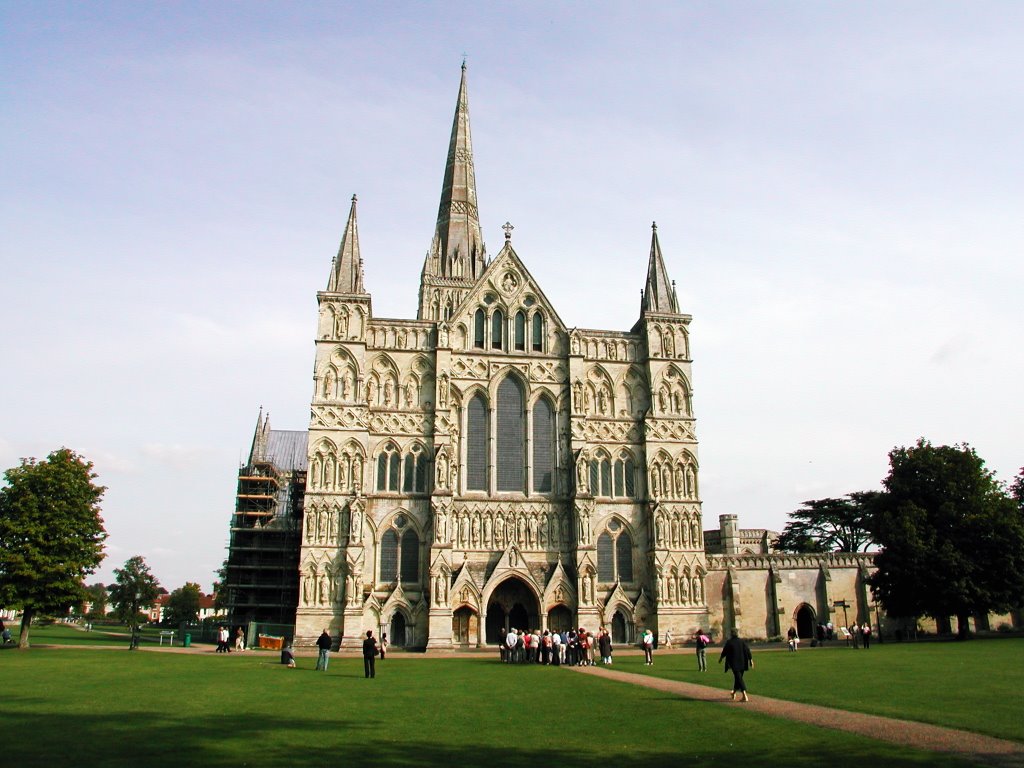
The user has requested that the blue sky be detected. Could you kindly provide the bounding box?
[2,1,1021,590]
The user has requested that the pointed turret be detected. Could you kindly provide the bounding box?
[418,63,487,319]
[327,195,366,294]
[640,222,680,315]
[248,407,270,464]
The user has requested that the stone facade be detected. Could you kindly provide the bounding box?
[293,66,709,649]
[281,65,887,649]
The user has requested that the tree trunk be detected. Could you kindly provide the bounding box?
[956,612,972,639]
[18,607,34,649]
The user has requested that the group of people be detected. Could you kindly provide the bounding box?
[215,626,245,653]
[500,626,616,666]
[309,628,388,677]
[813,621,873,649]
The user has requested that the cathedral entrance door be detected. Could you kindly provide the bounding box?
[453,607,477,646]
[795,603,815,639]
[390,613,407,647]
[611,611,628,644]
[485,577,539,643]
[547,605,572,634]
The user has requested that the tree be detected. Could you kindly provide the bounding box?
[164,582,202,625]
[108,556,161,648]
[212,558,229,612]
[869,439,1024,638]
[774,493,878,553]
[83,582,108,619]
[0,448,107,648]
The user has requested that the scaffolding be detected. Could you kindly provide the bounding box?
[225,419,307,628]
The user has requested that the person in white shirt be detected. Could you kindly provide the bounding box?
[505,628,518,663]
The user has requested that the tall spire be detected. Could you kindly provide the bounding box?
[640,222,680,314]
[425,62,487,281]
[327,195,366,294]
[248,407,269,464]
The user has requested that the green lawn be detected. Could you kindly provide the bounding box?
[11,621,217,648]
[0,648,984,768]
[614,637,1024,742]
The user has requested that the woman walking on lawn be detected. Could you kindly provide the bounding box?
[719,630,753,701]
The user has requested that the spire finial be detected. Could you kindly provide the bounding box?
[502,221,514,242]
[652,221,657,231]
[352,193,357,203]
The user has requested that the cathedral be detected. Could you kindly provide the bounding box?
[227,65,880,650]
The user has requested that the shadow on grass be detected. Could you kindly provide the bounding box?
[0,709,976,768]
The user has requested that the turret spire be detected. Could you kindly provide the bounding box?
[640,221,680,314]
[327,195,366,294]
[425,63,486,281]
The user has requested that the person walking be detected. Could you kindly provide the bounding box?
[694,628,710,671]
[598,627,613,665]
[641,627,654,665]
[315,628,332,671]
[787,626,799,651]
[234,626,246,652]
[664,629,673,649]
[362,630,379,678]
[719,629,754,701]
[379,631,389,661]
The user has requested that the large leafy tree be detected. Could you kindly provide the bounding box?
[164,582,202,625]
[83,582,108,619]
[0,448,107,648]
[774,493,878,553]
[869,439,1024,638]
[108,555,161,647]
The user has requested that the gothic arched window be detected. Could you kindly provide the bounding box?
[532,397,555,492]
[600,458,612,496]
[400,529,419,581]
[491,309,505,350]
[597,532,614,581]
[514,311,526,351]
[597,521,633,583]
[402,445,429,493]
[377,444,401,492]
[496,376,525,491]
[616,530,634,581]
[466,394,488,491]
[474,309,485,349]
[531,313,544,352]
[613,454,637,498]
[380,529,399,582]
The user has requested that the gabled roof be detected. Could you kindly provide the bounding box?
[449,237,568,333]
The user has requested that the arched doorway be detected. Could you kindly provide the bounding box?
[548,605,572,634]
[611,610,629,644]
[390,613,407,647]
[485,577,539,643]
[795,603,815,639]
[452,606,478,646]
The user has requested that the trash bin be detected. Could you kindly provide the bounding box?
[183,633,191,648]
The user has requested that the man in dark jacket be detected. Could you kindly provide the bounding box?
[315,628,332,671]
[362,630,378,678]
[719,630,753,701]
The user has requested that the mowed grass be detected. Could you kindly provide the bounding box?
[0,649,981,768]
[7,621,215,648]
[612,637,1024,742]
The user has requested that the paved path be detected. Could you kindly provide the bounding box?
[571,665,1024,767]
